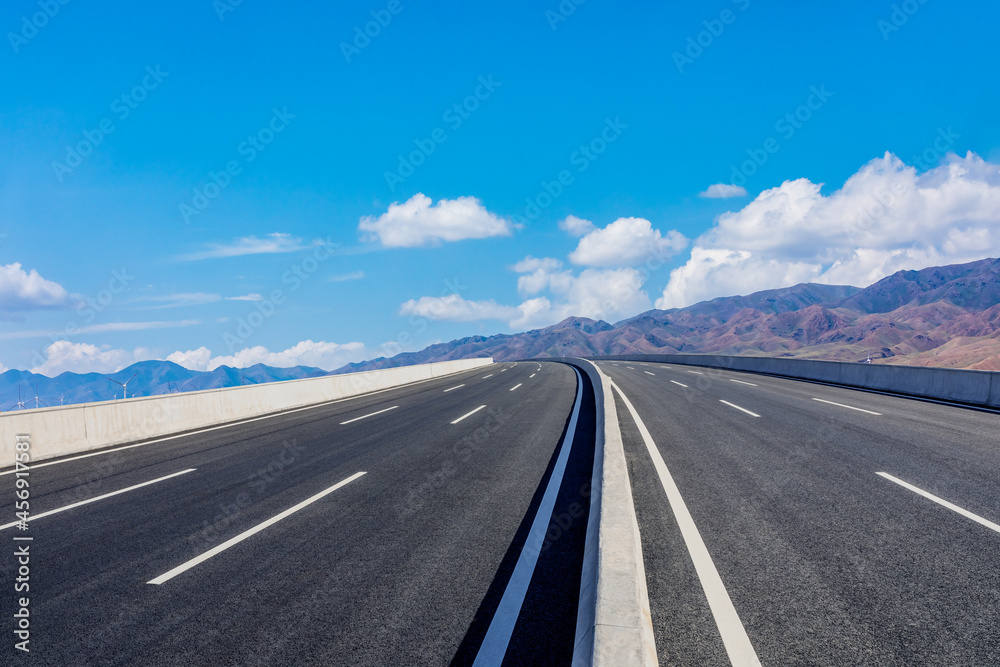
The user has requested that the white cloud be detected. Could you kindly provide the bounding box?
[177,233,313,261]
[657,151,1000,308]
[0,361,8,374]
[0,262,75,314]
[203,340,367,371]
[142,292,263,305]
[166,347,212,371]
[558,215,596,237]
[508,266,652,329]
[0,319,200,341]
[400,260,652,331]
[699,183,748,198]
[510,256,562,273]
[329,271,365,282]
[399,294,519,322]
[79,320,200,334]
[29,339,367,376]
[511,256,569,295]
[359,193,516,247]
[141,292,222,308]
[568,217,688,267]
[30,341,142,376]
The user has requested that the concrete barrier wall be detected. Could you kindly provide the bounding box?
[596,354,1000,408]
[0,358,494,464]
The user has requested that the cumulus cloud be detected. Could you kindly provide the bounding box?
[177,233,315,261]
[558,215,596,237]
[569,217,688,267]
[393,215,684,331]
[0,263,75,315]
[165,347,213,371]
[399,258,652,331]
[30,341,146,376]
[202,340,367,370]
[699,183,748,198]
[657,151,1000,309]
[511,256,568,295]
[359,193,516,247]
[29,339,367,376]
[508,262,652,328]
[399,294,518,322]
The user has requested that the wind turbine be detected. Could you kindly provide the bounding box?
[106,373,138,400]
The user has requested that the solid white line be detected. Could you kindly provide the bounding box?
[0,372,470,477]
[877,472,1000,534]
[686,370,704,375]
[0,468,197,531]
[671,380,688,388]
[444,384,465,392]
[719,400,760,418]
[148,471,365,585]
[451,405,486,424]
[612,383,762,667]
[644,371,655,376]
[811,397,881,415]
[474,367,583,665]
[339,405,399,425]
[483,374,494,379]
[509,384,522,392]
[729,379,757,387]
[530,373,536,378]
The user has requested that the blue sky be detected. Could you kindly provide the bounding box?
[3,0,1000,374]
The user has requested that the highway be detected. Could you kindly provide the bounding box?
[6,355,999,666]
[0,361,594,666]
[596,360,1000,666]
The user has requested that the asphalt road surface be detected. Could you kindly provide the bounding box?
[597,360,1000,666]
[1,361,594,666]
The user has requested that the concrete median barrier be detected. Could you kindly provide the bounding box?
[567,358,658,667]
[0,358,493,464]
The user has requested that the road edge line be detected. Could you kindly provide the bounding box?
[472,367,584,664]
[613,381,762,667]
[572,359,657,667]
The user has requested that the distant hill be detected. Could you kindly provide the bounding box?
[335,257,1000,372]
[8,257,999,412]
[0,360,328,411]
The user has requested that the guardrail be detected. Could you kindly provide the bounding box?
[594,354,1000,409]
[0,358,494,464]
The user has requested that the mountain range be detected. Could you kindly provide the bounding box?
[6,257,999,411]
[336,257,1000,373]
[0,361,327,411]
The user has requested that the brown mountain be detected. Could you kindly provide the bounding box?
[334,258,1000,373]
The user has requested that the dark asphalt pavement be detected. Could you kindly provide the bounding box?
[598,359,1000,666]
[0,361,591,666]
